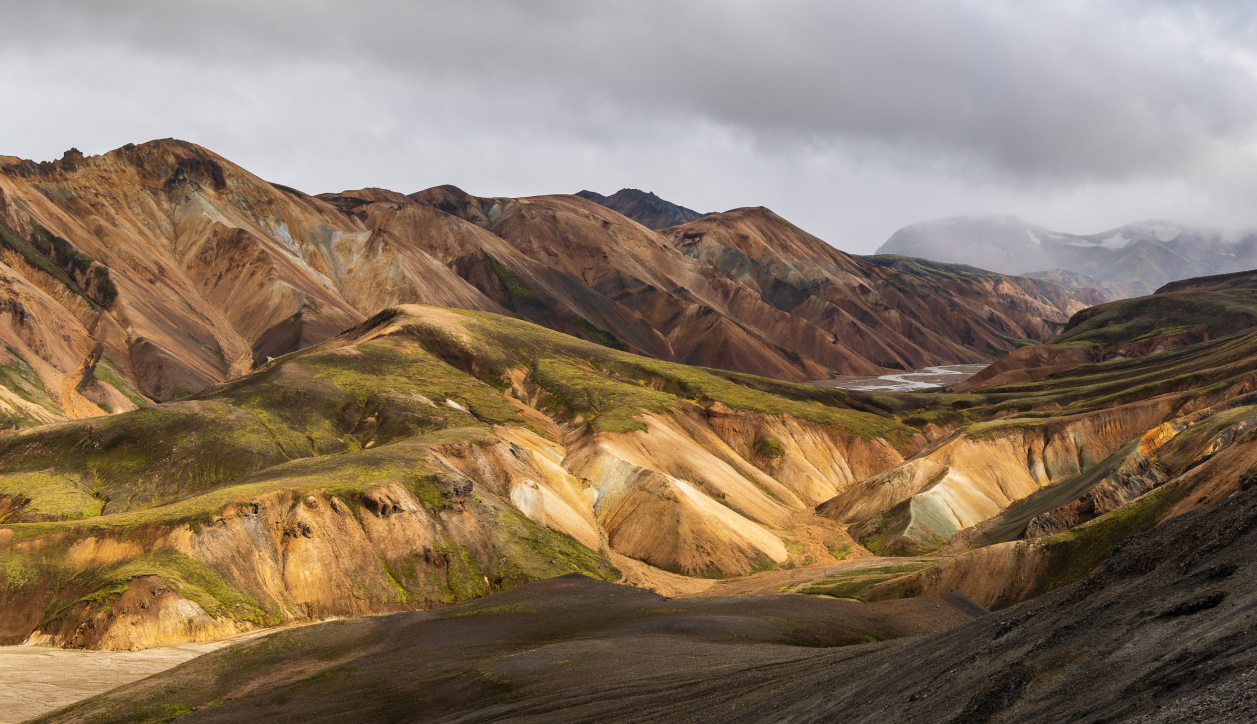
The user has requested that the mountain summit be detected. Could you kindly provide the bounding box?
[576,188,710,229]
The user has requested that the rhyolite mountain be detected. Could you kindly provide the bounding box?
[575,187,711,229]
[15,277,1257,721]
[4,275,1257,653]
[0,140,1101,434]
[9,138,1257,721]
[877,214,1257,298]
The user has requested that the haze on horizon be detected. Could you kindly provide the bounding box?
[2,0,1257,253]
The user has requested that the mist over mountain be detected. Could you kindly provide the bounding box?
[876,215,1257,298]
[575,188,711,230]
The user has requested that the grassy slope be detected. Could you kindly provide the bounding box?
[826,303,1257,599]
[1055,289,1257,350]
[1,305,921,627]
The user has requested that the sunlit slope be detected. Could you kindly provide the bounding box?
[813,314,1257,609]
[0,305,920,649]
[961,269,1257,391]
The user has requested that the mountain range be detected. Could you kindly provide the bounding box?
[8,139,1257,721]
[877,214,1257,298]
[0,140,1103,433]
[10,238,1257,721]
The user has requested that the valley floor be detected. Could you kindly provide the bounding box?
[808,364,987,391]
[0,644,223,723]
[2,625,325,722]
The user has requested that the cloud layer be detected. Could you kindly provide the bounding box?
[2,0,1256,251]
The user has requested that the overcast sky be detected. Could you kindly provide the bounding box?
[2,1,1257,253]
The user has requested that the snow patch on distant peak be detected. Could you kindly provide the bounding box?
[1026,230,1041,245]
[1100,233,1128,249]
[1149,224,1180,242]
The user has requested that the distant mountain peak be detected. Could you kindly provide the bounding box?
[576,188,711,229]
[876,215,1257,299]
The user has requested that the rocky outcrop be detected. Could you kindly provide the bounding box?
[576,188,710,229]
[820,396,1179,555]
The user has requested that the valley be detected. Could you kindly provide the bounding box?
[2,141,1257,722]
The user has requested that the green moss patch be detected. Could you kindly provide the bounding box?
[799,561,934,600]
[574,317,629,351]
[755,436,784,458]
[531,358,677,433]
[1035,480,1190,595]
[485,254,540,302]
[0,471,102,521]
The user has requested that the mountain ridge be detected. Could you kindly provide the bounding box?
[0,139,1109,437]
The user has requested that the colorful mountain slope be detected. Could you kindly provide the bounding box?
[807,296,1257,610]
[0,140,1101,433]
[36,484,1257,723]
[0,304,927,649]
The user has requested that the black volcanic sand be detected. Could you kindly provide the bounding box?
[34,583,984,723]
[39,486,1257,723]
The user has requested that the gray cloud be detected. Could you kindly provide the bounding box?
[1,0,1256,252]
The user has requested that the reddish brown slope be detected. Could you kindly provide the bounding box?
[403,187,845,380]
[399,189,1102,380]
[0,139,1102,425]
[666,207,1103,369]
[0,142,504,411]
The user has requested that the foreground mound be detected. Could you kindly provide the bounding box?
[32,575,985,723]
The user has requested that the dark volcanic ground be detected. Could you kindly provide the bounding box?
[37,486,1257,723]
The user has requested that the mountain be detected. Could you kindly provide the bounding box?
[384,186,1096,377]
[575,188,710,229]
[12,138,1257,719]
[7,284,1257,655]
[877,214,1257,298]
[0,141,1101,438]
